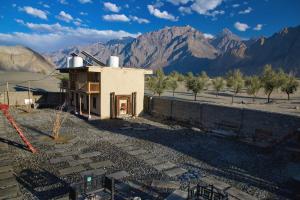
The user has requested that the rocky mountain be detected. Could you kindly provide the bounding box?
[46,25,300,76]
[0,46,54,73]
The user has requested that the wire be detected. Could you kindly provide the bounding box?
[0,69,58,86]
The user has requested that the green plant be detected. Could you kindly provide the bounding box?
[260,65,282,103]
[146,68,168,96]
[281,73,299,100]
[167,77,178,96]
[212,77,225,96]
[226,69,244,103]
[185,73,208,101]
[245,75,261,102]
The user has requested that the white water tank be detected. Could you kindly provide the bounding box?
[72,56,83,68]
[66,57,72,68]
[108,56,119,68]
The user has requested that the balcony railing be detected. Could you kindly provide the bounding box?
[69,81,100,93]
[88,82,100,93]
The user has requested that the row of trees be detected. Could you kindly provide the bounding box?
[146,65,299,103]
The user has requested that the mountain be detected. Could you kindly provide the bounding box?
[0,46,54,73]
[46,25,300,76]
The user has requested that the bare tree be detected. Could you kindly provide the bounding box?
[52,102,68,140]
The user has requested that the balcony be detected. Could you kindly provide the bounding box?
[69,81,100,93]
[87,82,100,93]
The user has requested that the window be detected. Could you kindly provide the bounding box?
[93,97,97,109]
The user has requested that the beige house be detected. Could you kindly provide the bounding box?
[59,55,152,119]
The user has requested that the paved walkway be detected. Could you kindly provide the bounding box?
[0,111,21,200]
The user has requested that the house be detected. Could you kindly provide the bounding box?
[59,53,152,119]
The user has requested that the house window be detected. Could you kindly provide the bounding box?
[93,97,97,109]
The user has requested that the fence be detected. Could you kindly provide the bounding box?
[144,96,300,143]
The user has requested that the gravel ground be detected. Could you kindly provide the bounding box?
[1,108,297,199]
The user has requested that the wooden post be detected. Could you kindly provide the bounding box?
[88,94,91,119]
[74,93,77,114]
[28,81,31,110]
[6,82,9,106]
[79,94,82,115]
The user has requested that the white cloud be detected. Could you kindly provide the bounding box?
[147,5,178,21]
[253,24,263,31]
[103,2,120,13]
[15,19,25,24]
[103,14,130,22]
[191,0,223,15]
[167,0,191,5]
[80,12,88,16]
[56,11,73,23]
[203,33,214,39]
[207,10,224,17]
[73,18,83,26]
[238,7,252,14]
[78,0,92,3]
[130,16,150,24]
[232,4,240,8]
[0,24,140,52]
[25,22,71,32]
[12,4,17,8]
[178,6,192,15]
[19,6,48,20]
[234,21,250,31]
[59,0,68,5]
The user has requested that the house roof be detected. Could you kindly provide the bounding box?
[58,66,153,74]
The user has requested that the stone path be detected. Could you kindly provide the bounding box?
[151,180,180,190]
[0,112,21,199]
[59,165,87,176]
[107,170,130,180]
[89,160,114,169]
[165,190,188,200]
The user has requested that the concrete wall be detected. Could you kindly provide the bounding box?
[146,96,300,140]
[0,91,64,107]
[100,68,148,119]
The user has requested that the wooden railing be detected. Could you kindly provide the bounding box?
[88,82,100,93]
[68,81,100,93]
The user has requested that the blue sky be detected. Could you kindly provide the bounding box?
[0,0,299,52]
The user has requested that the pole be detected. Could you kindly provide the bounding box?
[28,81,31,110]
[88,94,91,119]
[6,82,9,106]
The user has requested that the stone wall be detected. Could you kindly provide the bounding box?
[145,96,300,140]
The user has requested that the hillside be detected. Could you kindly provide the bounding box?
[46,25,300,75]
[0,46,55,73]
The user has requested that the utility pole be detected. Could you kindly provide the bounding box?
[6,82,9,106]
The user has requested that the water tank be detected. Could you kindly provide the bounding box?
[108,56,119,68]
[66,57,72,68]
[72,56,83,68]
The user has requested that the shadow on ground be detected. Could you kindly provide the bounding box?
[84,115,296,199]
[0,137,30,152]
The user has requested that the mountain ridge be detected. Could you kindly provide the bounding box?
[2,25,298,76]
[45,24,300,75]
